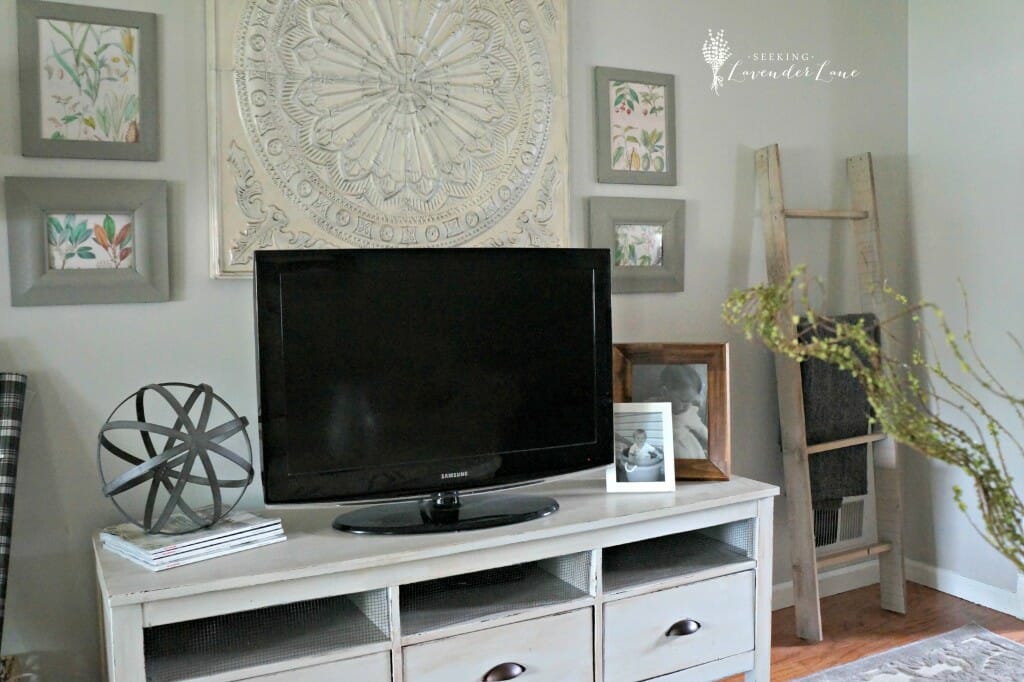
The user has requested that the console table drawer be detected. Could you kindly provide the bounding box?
[403,608,594,682]
[603,570,754,681]
[241,652,391,681]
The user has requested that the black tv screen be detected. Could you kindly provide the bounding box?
[254,248,613,511]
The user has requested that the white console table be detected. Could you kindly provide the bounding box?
[94,473,778,681]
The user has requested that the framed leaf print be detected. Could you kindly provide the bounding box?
[4,177,169,305]
[16,0,159,160]
[588,197,685,293]
[595,67,676,185]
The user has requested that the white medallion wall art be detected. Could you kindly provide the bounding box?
[208,0,570,277]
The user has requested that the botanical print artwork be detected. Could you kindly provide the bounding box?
[46,213,134,270]
[38,19,140,142]
[609,80,666,173]
[615,224,664,267]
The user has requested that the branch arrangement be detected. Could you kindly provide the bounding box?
[722,268,1024,572]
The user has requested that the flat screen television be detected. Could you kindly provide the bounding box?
[253,248,613,534]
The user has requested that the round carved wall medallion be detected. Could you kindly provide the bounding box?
[233,0,555,248]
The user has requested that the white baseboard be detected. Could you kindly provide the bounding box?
[905,559,1024,620]
[771,558,1024,620]
[772,560,880,611]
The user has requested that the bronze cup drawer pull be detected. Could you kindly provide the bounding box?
[666,619,701,637]
[482,662,526,681]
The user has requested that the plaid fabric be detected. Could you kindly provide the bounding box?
[0,373,27,635]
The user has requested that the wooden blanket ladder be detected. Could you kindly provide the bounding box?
[755,144,906,642]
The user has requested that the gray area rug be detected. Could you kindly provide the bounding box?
[795,624,1024,681]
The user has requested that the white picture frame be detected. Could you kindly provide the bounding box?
[606,402,676,493]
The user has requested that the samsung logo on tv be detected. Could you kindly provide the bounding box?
[440,471,468,480]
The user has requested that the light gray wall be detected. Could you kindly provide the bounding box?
[0,0,908,677]
[570,0,909,609]
[907,0,1024,593]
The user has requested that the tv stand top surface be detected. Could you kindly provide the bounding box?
[95,471,777,607]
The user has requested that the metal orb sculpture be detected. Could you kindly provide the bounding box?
[97,383,254,534]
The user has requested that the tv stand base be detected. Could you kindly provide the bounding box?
[94,473,778,681]
[332,491,559,534]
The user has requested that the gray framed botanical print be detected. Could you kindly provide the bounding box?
[594,66,676,185]
[16,0,159,160]
[4,177,169,305]
[588,197,685,293]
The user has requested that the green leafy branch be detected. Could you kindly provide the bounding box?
[611,124,638,169]
[615,239,653,267]
[612,80,639,114]
[638,84,665,115]
[47,214,95,268]
[639,128,665,172]
[722,267,1024,572]
[45,20,136,106]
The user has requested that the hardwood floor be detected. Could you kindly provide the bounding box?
[732,581,1024,680]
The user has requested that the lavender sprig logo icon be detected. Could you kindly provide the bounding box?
[702,29,732,95]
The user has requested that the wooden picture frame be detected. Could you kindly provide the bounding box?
[613,343,730,481]
[17,0,159,160]
[594,66,676,185]
[606,402,676,492]
[4,177,169,306]
[589,197,684,293]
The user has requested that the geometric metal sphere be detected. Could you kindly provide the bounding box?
[97,383,253,534]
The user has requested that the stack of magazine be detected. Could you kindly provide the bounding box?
[100,509,286,571]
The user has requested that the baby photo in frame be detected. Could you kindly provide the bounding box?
[606,402,676,493]
[613,343,731,481]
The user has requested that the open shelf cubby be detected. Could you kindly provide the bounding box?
[399,551,593,637]
[143,589,390,682]
[602,519,756,594]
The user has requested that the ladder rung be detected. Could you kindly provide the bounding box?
[807,432,887,455]
[784,209,870,220]
[817,542,892,569]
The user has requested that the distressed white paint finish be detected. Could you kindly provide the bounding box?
[750,497,775,681]
[403,608,594,682]
[94,473,777,680]
[238,652,391,681]
[603,571,755,681]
